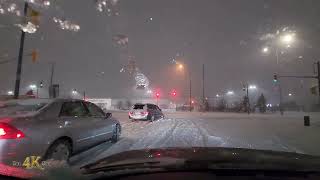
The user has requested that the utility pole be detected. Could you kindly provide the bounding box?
[279,81,283,115]
[48,62,55,98]
[49,62,55,87]
[189,78,192,112]
[246,84,250,114]
[202,64,205,107]
[317,61,320,103]
[83,91,86,101]
[14,2,28,99]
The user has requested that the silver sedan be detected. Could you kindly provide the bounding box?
[0,98,121,167]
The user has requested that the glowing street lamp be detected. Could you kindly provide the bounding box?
[248,85,257,90]
[281,33,295,45]
[262,47,269,53]
[226,91,234,95]
[72,89,78,95]
[174,61,192,112]
[177,63,184,71]
[29,84,37,90]
[7,91,14,95]
[261,32,296,64]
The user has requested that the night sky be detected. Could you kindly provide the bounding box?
[1,0,320,104]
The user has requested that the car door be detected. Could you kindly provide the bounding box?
[85,102,114,142]
[59,101,97,151]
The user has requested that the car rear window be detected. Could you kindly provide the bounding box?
[133,104,145,110]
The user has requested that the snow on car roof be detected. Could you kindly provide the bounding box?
[0,98,54,106]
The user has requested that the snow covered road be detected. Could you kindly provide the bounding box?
[70,111,320,168]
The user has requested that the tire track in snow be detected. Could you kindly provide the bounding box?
[190,119,229,147]
[130,118,179,149]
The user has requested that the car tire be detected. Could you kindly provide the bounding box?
[111,124,120,143]
[43,139,72,162]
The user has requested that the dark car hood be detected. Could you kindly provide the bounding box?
[82,147,320,172]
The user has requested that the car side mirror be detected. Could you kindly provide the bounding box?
[105,112,112,119]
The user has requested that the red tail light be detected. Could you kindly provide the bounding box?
[129,112,133,115]
[140,111,148,115]
[0,123,25,139]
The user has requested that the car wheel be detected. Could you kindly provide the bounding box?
[111,124,120,143]
[44,139,71,162]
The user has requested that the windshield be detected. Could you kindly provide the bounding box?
[1,0,320,179]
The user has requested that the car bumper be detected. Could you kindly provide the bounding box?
[129,115,148,120]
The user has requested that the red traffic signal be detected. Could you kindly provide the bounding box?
[171,90,177,97]
[31,50,38,63]
[156,92,160,98]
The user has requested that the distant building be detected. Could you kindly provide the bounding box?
[87,98,175,111]
[86,98,112,111]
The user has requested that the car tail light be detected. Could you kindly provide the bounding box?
[140,111,148,115]
[0,123,25,139]
[129,112,133,115]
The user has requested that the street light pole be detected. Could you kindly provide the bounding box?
[189,77,192,112]
[14,2,28,99]
[275,47,279,65]
[202,64,205,106]
[317,61,320,104]
[246,84,250,114]
[278,80,283,115]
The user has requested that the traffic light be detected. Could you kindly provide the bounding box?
[171,90,177,97]
[156,92,160,98]
[39,81,43,88]
[31,50,38,63]
[28,7,40,26]
[273,74,278,83]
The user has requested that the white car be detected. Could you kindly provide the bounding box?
[129,103,164,121]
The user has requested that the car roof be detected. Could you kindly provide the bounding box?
[1,98,54,105]
[1,98,87,105]
[134,103,146,105]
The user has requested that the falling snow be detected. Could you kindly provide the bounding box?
[25,0,51,8]
[16,22,37,33]
[134,72,150,88]
[53,17,80,32]
[95,0,120,16]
